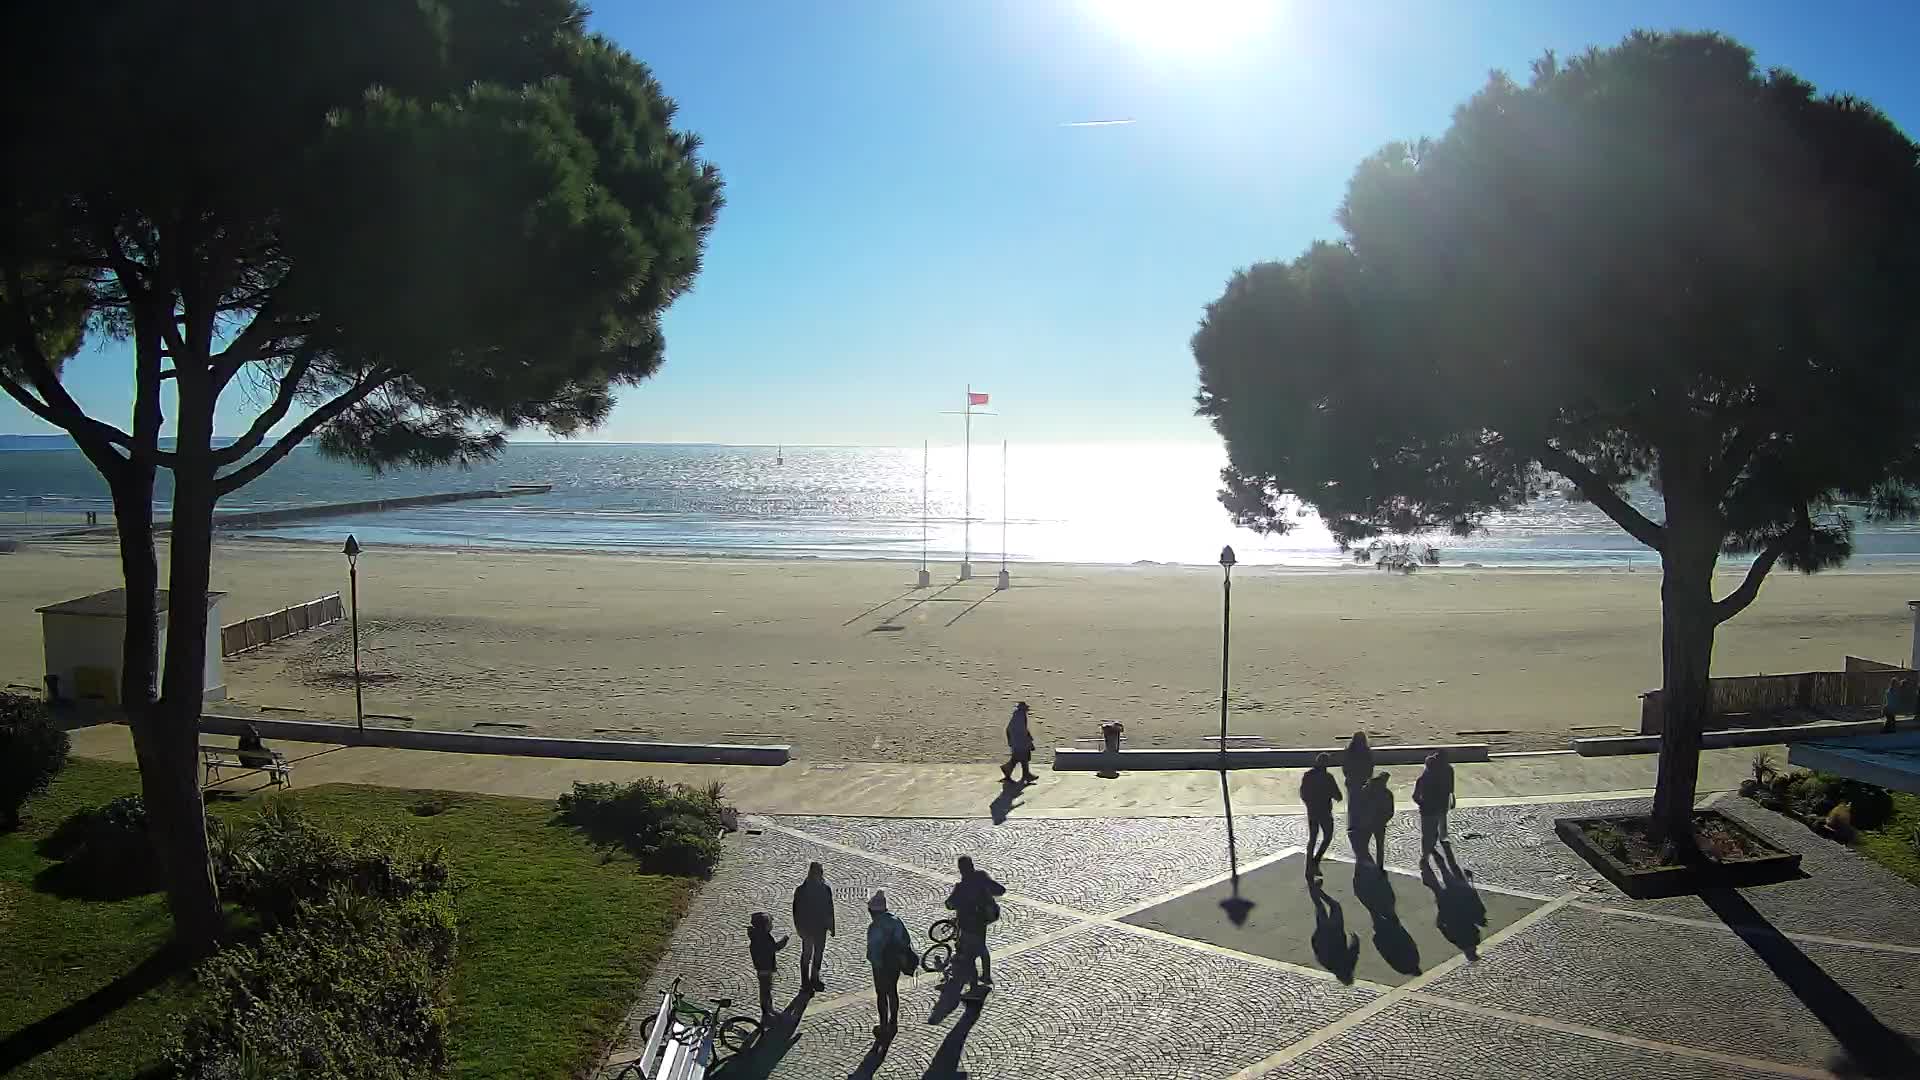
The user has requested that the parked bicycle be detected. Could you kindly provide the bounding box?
[615,979,761,1078]
[919,916,958,974]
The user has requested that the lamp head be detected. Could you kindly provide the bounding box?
[1219,545,1236,568]
[343,535,361,560]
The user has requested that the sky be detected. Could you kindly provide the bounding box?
[8,0,1919,447]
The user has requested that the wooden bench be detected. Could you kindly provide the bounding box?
[200,744,292,789]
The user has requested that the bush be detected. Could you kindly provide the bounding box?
[172,889,458,1080]
[555,778,728,876]
[33,793,161,897]
[0,692,69,829]
[1746,769,1896,833]
[1824,802,1856,842]
[226,802,451,926]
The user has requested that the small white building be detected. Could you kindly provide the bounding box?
[36,588,226,705]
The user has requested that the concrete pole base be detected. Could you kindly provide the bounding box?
[995,569,1010,591]
[916,568,932,588]
[959,562,973,581]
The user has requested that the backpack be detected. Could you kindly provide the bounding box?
[890,924,917,975]
[979,896,1001,926]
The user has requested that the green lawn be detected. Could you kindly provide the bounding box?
[0,757,696,1079]
[1854,790,1920,889]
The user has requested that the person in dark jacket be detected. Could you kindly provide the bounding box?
[1001,701,1037,784]
[791,862,835,992]
[945,855,1006,995]
[748,911,788,1020]
[1349,772,1394,868]
[1299,752,1344,874]
[1413,750,1456,861]
[865,891,912,1040]
[236,724,276,769]
[1340,731,1373,803]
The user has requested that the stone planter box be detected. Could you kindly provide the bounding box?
[1555,810,1802,899]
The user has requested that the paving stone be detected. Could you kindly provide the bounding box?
[782,815,1266,914]
[1422,904,1920,1072]
[616,824,1078,1063]
[726,924,1379,1079]
[1123,852,1542,986]
[1262,998,1800,1080]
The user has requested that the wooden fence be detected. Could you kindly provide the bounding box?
[220,594,343,658]
[1639,658,1913,733]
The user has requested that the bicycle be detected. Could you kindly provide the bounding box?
[619,981,761,1077]
[919,916,958,974]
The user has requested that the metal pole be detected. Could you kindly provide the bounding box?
[922,440,929,573]
[1219,565,1231,762]
[1001,439,1008,572]
[963,387,972,573]
[350,557,363,734]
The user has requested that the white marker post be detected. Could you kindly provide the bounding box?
[996,439,1010,591]
[918,441,931,588]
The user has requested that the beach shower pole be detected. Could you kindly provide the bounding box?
[344,534,364,735]
[1218,545,1236,759]
[961,387,973,581]
[996,440,1010,590]
[918,441,931,588]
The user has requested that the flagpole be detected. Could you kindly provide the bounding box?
[917,440,931,588]
[996,439,1011,591]
[961,385,973,581]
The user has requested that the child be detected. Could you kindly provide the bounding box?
[748,911,789,1020]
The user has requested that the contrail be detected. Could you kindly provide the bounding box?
[1061,118,1137,127]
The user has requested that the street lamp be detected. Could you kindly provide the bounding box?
[1216,544,1252,925]
[344,534,363,736]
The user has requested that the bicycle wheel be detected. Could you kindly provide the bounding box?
[920,941,953,974]
[719,1015,762,1055]
[930,918,956,944]
[637,1006,704,1047]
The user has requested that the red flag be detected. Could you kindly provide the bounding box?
[968,392,990,406]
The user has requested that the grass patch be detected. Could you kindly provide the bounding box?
[0,758,697,1079]
[1853,790,1920,889]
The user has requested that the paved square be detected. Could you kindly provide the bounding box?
[1121,852,1543,986]
[605,798,1920,1080]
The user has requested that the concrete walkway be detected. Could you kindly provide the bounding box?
[71,722,1761,817]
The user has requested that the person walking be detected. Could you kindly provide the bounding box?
[1299,752,1344,875]
[791,862,835,992]
[945,855,1006,997]
[1340,730,1373,799]
[1349,772,1394,868]
[865,891,913,1041]
[748,911,788,1021]
[1001,701,1037,784]
[1413,750,1456,862]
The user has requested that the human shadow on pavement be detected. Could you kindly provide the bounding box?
[925,970,971,1026]
[1420,844,1487,961]
[1308,877,1362,984]
[847,1038,891,1080]
[1352,864,1422,975]
[989,779,1022,825]
[1702,888,1920,1079]
[712,990,812,1079]
[922,1000,982,1079]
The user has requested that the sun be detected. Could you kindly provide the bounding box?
[1087,0,1272,54]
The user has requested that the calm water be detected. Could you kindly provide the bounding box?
[6,442,1920,567]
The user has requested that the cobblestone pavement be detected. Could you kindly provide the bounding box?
[605,795,1920,1080]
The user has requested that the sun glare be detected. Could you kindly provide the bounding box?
[1088,0,1272,54]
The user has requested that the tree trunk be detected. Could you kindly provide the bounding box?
[1652,548,1718,843]
[149,405,225,955]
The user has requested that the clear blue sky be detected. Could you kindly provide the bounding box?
[8,0,1917,446]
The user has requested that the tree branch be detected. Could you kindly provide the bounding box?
[214,368,395,496]
[1712,505,1810,624]
[212,346,316,466]
[1536,442,1666,552]
[1,266,137,458]
[1710,424,1770,494]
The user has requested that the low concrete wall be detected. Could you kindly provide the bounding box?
[199,713,789,766]
[1051,743,1489,772]
[1639,666,1911,734]
[1573,718,1901,757]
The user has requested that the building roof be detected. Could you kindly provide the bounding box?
[35,588,227,618]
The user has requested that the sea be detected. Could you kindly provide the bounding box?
[6,441,1920,568]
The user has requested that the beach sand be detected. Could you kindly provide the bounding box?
[3,538,1915,762]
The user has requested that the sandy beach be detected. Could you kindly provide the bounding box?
[4,537,1917,762]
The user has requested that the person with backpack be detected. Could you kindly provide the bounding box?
[791,862,835,992]
[747,911,788,1021]
[945,855,1006,997]
[865,891,913,1040]
[1299,752,1344,875]
[1413,750,1456,862]
[1350,772,1394,869]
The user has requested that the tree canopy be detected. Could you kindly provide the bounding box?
[1193,30,1920,833]
[0,0,721,951]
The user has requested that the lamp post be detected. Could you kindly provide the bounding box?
[1216,544,1251,924]
[344,534,363,735]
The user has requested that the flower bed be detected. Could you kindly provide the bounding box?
[1555,810,1802,899]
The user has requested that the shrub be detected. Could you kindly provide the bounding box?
[0,692,69,829]
[1751,752,1778,787]
[226,802,451,926]
[1824,801,1857,842]
[555,778,728,876]
[1746,769,1897,833]
[33,793,160,897]
[171,889,458,1080]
